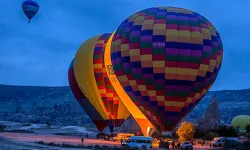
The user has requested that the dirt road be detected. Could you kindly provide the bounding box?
[1,132,214,150]
[1,132,119,146]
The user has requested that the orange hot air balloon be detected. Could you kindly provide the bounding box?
[74,33,130,133]
[110,7,223,132]
[104,33,155,136]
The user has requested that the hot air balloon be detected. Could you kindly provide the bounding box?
[110,6,223,133]
[22,0,39,23]
[74,33,130,133]
[68,59,107,132]
[104,33,155,136]
[231,115,250,131]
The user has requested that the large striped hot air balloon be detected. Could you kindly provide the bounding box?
[74,33,130,133]
[110,6,223,133]
[104,33,155,136]
[68,59,107,132]
[22,0,39,23]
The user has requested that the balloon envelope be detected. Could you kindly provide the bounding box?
[68,59,106,131]
[74,33,130,131]
[231,115,250,131]
[104,33,154,136]
[110,6,223,132]
[22,0,39,23]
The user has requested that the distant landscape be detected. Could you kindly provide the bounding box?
[0,84,250,128]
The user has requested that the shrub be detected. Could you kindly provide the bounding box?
[176,122,196,142]
[215,125,238,137]
[45,121,51,127]
[0,125,6,132]
[203,132,220,140]
[23,123,31,126]
[194,129,206,139]
[47,142,55,146]
[37,141,44,144]
[246,124,250,133]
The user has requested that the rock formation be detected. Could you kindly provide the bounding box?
[198,95,221,131]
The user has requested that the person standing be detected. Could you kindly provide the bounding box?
[121,138,124,147]
[165,141,169,149]
[177,142,180,149]
[81,137,84,145]
[172,141,175,149]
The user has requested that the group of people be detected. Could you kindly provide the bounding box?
[159,140,180,149]
[160,140,194,149]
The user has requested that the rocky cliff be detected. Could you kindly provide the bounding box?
[0,84,250,127]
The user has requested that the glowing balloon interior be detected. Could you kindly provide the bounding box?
[104,32,155,136]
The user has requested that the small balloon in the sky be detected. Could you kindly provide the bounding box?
[22,0,39,23]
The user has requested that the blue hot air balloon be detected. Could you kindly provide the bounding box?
[22,0,39,23]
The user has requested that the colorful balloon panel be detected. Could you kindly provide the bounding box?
[74,35,107,118]
[110,7,223,131]
[68,59,106,131]
[74,33,130,129]
[93,34,120,119]
[93,33,130,127]
[22,0,39,23]
[104,33,154,135]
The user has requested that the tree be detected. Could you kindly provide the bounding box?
[245,124,250,133]
[215,125,238,137]
[176,122,196,142]
[14,98,21,113]
[0,125,6,132]
[46,120,51,127]
[203,132,220,140]
[194,128,206,139]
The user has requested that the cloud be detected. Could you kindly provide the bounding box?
[0,0,249,90]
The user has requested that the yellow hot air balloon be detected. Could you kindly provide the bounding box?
[74,33,130,132]
[104,32,155,136]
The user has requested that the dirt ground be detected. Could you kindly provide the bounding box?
[0,132,220,150]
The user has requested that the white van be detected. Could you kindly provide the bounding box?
[125,136,153,149]
[211,137,238,147]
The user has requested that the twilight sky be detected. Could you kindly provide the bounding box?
[0,0,249,90]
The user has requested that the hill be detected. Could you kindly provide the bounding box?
[0,84,250,126]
